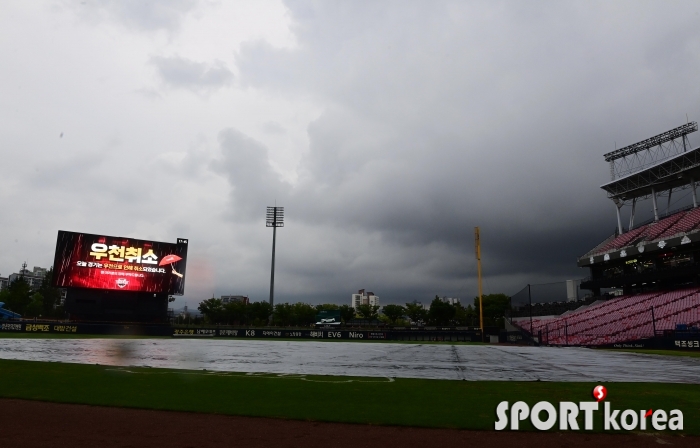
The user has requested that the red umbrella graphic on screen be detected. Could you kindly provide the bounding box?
[160,254,183,278]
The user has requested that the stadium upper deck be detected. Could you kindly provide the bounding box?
[580,121,700,294]
[581,205,700,260]
[511,122,700,345]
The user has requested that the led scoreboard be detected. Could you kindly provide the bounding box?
[52,230,188,295]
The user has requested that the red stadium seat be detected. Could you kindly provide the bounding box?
[514,287,700,346]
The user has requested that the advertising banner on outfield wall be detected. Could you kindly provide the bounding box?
[315,310,341,326]
[52,230,188,295]
[173,329,387,339]
[0,324,481,341]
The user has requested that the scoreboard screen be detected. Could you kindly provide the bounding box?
[52,230,188,295]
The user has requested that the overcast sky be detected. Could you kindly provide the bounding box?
[2,1,700,308]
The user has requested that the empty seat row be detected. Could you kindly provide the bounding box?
[516,288,700,346]
[590,208,700,257]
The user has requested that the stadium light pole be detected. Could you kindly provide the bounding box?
[266,206,284,309]
[474,227,484,342]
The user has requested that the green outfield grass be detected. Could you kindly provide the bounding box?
[0,359,698,434]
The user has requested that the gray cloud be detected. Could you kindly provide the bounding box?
[71,0,199,33]
[221,0,700,301]
[3,1,700,309]
[214,128,291,220]
[151,55,234,93]
[261,121,286,135]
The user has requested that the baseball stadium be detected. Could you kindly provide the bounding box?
[2,123,700,447]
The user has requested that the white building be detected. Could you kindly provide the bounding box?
[221,295,249,305]
[8,265,47,290]
[1,267,65,307]
[351,289,379,310]
[441,297,461,305]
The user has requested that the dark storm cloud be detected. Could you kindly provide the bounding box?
[220,0,700,301]
[213,128,291,220]
[150,55,234,93]
[4,1,700,308]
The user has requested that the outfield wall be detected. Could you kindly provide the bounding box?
[0,322,481,341]
[7,321,697,349]
[0,322,172,336]
[175,328,482,342]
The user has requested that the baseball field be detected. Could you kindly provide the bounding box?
[1,336,700,447]
[1,357,699,432]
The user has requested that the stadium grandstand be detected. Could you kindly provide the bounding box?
[513,121,700,346]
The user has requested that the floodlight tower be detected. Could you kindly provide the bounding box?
[266,206,284,308]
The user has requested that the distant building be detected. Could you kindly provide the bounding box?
[408,300,428,310]
[7,264,47,290]
[2,265,65,307]
[351,289,379,310]
[441,297,461,306]
[221,295,250,305]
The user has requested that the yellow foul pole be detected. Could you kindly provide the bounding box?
[475,227,484,342]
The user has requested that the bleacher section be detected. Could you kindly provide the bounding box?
[658,207,700,239]
[593,226,646,254]
[515,288,700,346]
[0,302,21,320]
[642,213,684,240]
[586,208,700,257]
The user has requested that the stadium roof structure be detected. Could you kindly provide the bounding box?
[603,121,697,164]
[599,122,699,234]
[601,145,700,201]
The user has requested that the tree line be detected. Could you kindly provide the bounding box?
[196,294,511,328]
[196,299,357,327]
[0,271,510,327]
[0,267,65,318]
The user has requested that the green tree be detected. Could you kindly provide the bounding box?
[3,277,32,316]
[25,292,44,318]
[0,289,10,311]
[249,301,273,325]
[428,296,456,326]
[37,267,62,317]
[198,298,224,324]
[273,303,294,326]
[222,301,248,325]
[473,293,511,328]
[381,304,406,325]
[315,303,339,312]
[292,302,317,326]
[338,304,356,324]
[356,304,380,320]
[404,303,428,325]
[454,303,477,326]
